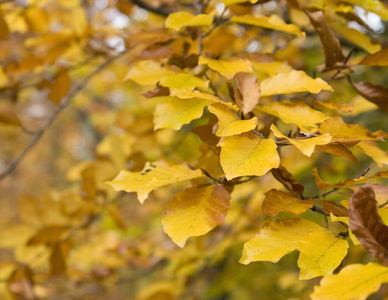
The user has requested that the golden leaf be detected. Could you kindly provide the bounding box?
[262,189,313,216]
[165,12,214,31]
[198,56,253,79]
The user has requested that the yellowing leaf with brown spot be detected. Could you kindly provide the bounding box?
[198,56,253,79]
[107,160,204,203]
[319,117,377,143]
[124,60,174,85]
[260,70,333,96]
[162,185,231,247]
[160,73,209,91]
[208,103,258,137]
[262,189,313,216]
[165,12,214,31]
[218,131,280,180]
[231,15,305,37]
[271,124,332,157]
[240,218,325,264]
[297,231,349,280]
[256,102,328,132]
[154,96,209,130]
[357,141,388,167]
[311,263,388,300]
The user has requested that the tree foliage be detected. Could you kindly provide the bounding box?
[1,0,388,299]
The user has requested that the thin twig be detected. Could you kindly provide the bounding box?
[329,47,355,81]
[0,51,128,181]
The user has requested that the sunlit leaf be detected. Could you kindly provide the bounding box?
[208,103,258,137]
[311,263,388,300]
[240,218,325,264]
[124,60,174,85]
[218,131,280,180]
[154,96,209,130]
[162,185,231,247]
[107,160,204,203]
[260,70,333,96]
[198,56,253,79]
[297,231,348,280]
[165,12,214,31]
[160,73,209,91]
[357,141,388,167]
[231,14,305,37]
[262,189,313,216]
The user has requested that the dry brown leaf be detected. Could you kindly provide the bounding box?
[316,200,349,217]
[349,184,388,266]
[349,79,388,112]
[271,165,304,195]
[305,10,345,70]
[234,72,261,115]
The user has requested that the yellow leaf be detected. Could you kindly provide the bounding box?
[198,56,253,79]
[319,117,377,143]
[256,102,328,132]
[231,14,305,37]
[261,70,333,96]
[154,96,209,130]
[162,185,231,247]
[240,218,325,264]
[48,69,71,105]
[124,60,174,85]
[107,160,204,203]
[262,189,314,216]
[208,103,258,137]
[222,0,258,6]
[297,231,349,280]
[218,131,280,180]
[311,263,388,300]
[357,141,388,167]
[271,124,332,157]
[165,12,214,31]
[251,61,293,76]
[171,88,238,109]
[160,73,209,91]
[329,213,360,245]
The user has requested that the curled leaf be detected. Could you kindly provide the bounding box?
[234,72,261,115]
[349,79,388,112]
[349,185,388,266]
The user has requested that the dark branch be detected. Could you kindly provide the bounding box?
[131,0,172,16]
[0,51,128,182]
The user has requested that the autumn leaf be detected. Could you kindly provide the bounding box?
[234,72,261,115]
[107,160,204,203]
[165,12,214,31]
[208,103,258,137]
[260,70,333,96]
[222,0,258,6]
[240,218,325,264]
[349,185,388,266]
[162,185,230,247]
[316,200,348,217]
[0,106,22,127]
[171,88,237,109]
[198,56,253,79]
[305,10,345,70]
[270,165,304,195]
[154,96,209,130]
[124,60,174,85]
[262,189,313,216]
[256,102,328,132]
[315,143,357,163]
[359,49,388,66]
[357,141,388,167]
[271,124,332,157]
[349,79,388,112]
[48,69,71,104]
[231,14,305,37]
[311,263,388,300]
[159,73,209,91]
[218,131,280,180]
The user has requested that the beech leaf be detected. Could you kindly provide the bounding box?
[159,73,209,91]
[107,160,204,203]
[234,72,261,115]
[262,189,313,216]
[349,185,388,266]
[349,79,388,112]
[359,49,388,66]
[316,200,349,217]
[165,12,214,31]
[218,131,280,180]
[311,263,388,300]
[198,56,253,79]
[208,103,258,137]
[240,218,325,264]
[270,165,304,195]
[297,231,349,280]
[162,185,231,247]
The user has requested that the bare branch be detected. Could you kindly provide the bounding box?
[0,51,128,181]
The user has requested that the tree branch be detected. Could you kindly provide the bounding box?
[0,51,128,182]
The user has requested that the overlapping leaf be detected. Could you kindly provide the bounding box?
[162,185,231,247]
[218,131,280,180]
[234,72,261,115]
[107,160,204,203]
[198,56,253,79]
[262,189,313,216]
[165,12,214,31]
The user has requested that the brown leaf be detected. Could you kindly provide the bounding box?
[0,106,21,127]
[50,242,70,276]
[349,79,388,112]
[143,86,170,98]
[305,10,345,70]
[359,49,388,66]
[316,200,349,217]
[349,184,388,266]
[271,165,304,195]
[48,69,71,105]
[234,72,261,115]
